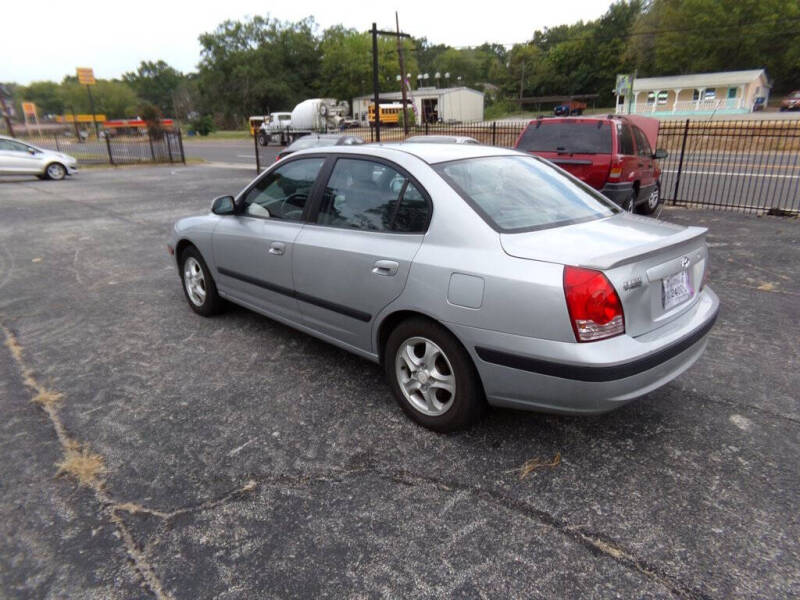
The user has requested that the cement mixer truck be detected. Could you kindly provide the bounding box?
[258,98,350,146]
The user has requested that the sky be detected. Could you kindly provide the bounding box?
[3,0,611,85]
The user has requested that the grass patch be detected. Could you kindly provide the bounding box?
[510,452,561,480]
[57,444,106,488]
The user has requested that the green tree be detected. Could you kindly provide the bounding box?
[123,60,184,116]
[18,81,64,115]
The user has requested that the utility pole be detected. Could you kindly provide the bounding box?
[86,85,99,139]
[396,12,409,136]
[371,22,412,144]
[371,22,381,142]
[0,89,15,138]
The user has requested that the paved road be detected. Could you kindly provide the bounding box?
[182,138,279,167]
[1,164,798,598]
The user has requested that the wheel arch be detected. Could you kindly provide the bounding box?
[375,309,466,366]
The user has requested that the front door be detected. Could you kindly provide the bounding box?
[212,157,325,322]
[292,157,431,352]
[0,139,40,174]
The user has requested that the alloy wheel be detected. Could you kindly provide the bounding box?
[395,336,456,416]
[183,257,207,306]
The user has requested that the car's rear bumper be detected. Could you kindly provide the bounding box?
[448,287,719,415]
[600,181,634,205]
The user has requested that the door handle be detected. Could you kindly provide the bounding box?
[372,260,399,276]
[268,241,285,255]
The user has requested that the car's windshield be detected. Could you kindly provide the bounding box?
[516,120,612,154]
[435,155,619,232]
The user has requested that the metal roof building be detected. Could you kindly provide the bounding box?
[352,87,484,125]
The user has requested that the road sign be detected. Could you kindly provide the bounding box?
[77,67,96,85]
[22,102,37,116]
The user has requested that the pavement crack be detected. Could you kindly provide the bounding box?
[241,465,709,600]
[0,322,259,600]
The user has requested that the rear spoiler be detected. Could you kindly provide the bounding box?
[580,226,707,270]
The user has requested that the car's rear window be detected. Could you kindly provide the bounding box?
[436,155,619,232]
[288,137,339,151]
[516,120,612,154]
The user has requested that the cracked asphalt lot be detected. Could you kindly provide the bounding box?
[1,165,798,599]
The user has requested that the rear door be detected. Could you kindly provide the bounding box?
[292,156,430,352]
[514,119,613,190]
[632,126,657,200]
[212,156,325,322]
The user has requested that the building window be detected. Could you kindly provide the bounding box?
[657,91,668,105]
[727,88,737,99]
[646,92,655,104]
[704,89,716,100]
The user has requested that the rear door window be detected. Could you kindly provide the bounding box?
[516,121,612,154]
[633,127,652,157]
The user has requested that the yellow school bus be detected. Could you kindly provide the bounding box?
[368,103,408,126]
[249,116,267,135]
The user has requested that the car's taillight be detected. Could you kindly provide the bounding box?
[608,156,623,182]
[563,266,625,342]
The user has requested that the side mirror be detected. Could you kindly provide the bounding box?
[28,148,37,155]
[211,195,235,215]
[653,148,668,160]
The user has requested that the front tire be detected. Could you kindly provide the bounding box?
[258,133,268,146]
[44,162,66,180]
[385,317,485,432]
[180,246,224,317]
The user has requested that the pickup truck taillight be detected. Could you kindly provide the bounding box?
[563,266,625,342]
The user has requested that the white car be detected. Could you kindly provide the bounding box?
[0,135,78,180]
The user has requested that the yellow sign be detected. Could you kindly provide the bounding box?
[21,102,37,115]
[55,114,107,124]
[76,67,96,85]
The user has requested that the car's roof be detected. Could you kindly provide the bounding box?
[297,142,519,165]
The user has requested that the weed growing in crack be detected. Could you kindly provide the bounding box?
[56,444,107,488]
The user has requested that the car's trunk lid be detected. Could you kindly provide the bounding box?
[500,214,709,337]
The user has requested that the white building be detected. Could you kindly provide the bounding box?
[615,69,771,116]
[352,87,484,125]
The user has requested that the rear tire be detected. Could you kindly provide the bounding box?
[258,133,268,146]
[385,317,485,432]
[180,246,225,317]
[622,189,637,213]
[637,181,662,216]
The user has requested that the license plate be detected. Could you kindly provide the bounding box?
[662,270,693,310]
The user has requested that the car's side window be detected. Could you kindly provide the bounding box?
[316,158,429,233]
[618,124,635,156]
[633,127,652,157]
[241,158,324,220]
[0,140,29,152]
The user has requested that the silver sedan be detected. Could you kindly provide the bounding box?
[0,135,78,180]
[168,144,718,431]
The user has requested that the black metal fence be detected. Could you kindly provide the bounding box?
[16,131,185,166]
[656,119,800,215]
[254,118,800,215]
